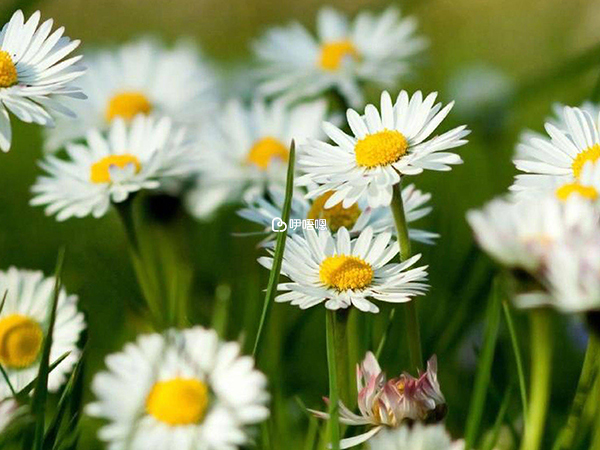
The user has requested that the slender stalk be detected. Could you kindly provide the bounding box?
[375,308,396,359]
[592,376,600,450]
[521,309,553,450]
[326,310,341,450]
[482,384,513,450]
[390,181,423,371]
[465,277,502,449]
[335,309,350,405]
[252,141,295,358]
[503,301,529,421]
[552,334,599,450]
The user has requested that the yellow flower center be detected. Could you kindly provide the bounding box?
[319,40,359,71]
[0,315,43,369]
[90,154,141,183]
[555,183,598,201]
[246,137,289,170]
[355,130,409,168]
[319,255,374,291]
[307,191,362,232]
[105,91,152,122]
[146,378,209,426]
[572,144,600,179]
[0,50,18,88]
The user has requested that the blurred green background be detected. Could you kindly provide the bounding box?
[2,0,600,448]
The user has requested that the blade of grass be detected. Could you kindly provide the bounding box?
[17,352,70,398]
[32,247,66,450]
[0,290,7,313]
[375,308,396,359]
[252,140,295,358]
[503,301,528,422]
[0,363,16,397]
[43,349,86,450]
[464,276,502,449]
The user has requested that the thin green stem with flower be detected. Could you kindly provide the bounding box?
[390,180,423,371]
[326,309,341,450]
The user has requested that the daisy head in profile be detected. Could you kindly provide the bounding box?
[44,37,217,151]
[185,97,327,219]
[259,226,428,313]
[512,105,600,197]
[311,352,446,448]
[298,90,469,209]
[0,10,86,152]
[0,267,85,400]
[254,7,427,107]
[31,115,198,221]
[239,182,438,245]
[87,327,269,450]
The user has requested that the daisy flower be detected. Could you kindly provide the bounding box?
[0,267,85,400]
[0,10,86,152]
[253,7,427,107]
[44,37,217,151]
[31,115,197,221]
[239,182,438,244]
[87,327,269,450]
[368,423,464,450]
[259,226,429,313]
[467,196,598,274]
[185,98,327,219]
[511,105,600,196]
[298,90,469,208]
[311,352,446,448]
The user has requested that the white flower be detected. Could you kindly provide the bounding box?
[298,90,469,209]
[253,7,427,107]
[239,182,438,244]
[31,115,197,221]
[311,352,446,448]
[0,10,86,152]
[467,196,597,273]
[44,37,217,151]
[87,327,269,450]
[0,267,85,400]
[259,227,428,313]
[185,98,327,219]
[368,423,464,450]
[512,105,600,196]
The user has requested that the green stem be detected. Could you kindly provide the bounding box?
[390,181,423,371]
[335,310,350,405]
[521,309,553,450]
[326,310,341,450]
[552,333,599,450]
[592,375,600,450]
[375,308,396,359]
[503,301,529,422]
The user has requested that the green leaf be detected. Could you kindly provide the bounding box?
[32,248,66,450]
[464,275,502,449]
[252,140,295,358]
[17,352,70,399]
[503,301,528,422]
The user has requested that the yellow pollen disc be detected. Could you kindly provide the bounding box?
[0,50,18,88]
[307,191,362,232]
[319,255,374,291]
[355,130,409,168]
[105,91,152,122]
[246,137,289,170]
[0,315,43,369]
[319,40,359,71]
[146,378,209,426]
[572,144,600,179]
[556,183,598,201]
[90,154,141,183]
